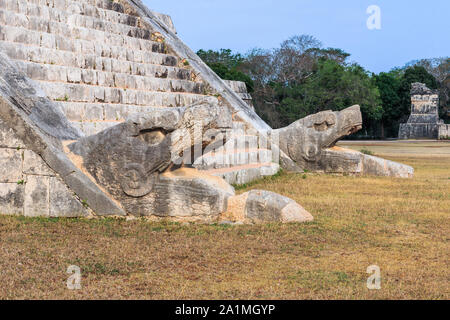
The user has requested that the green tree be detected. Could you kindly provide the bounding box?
[375,72,403,137]
[306,47,350,65]
[196,49,244,69]
[196,38,446,136]
[372,66,442,138]
[273,60,382,129]
[196,49,254,92]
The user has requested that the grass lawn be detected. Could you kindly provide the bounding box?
[0,141,449,300]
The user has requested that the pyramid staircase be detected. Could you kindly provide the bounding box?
[0,0,279,184]
[194,120,279,185]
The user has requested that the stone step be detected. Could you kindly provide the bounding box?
[14,60,204,94]
[67,116,264,139]
[69,0,136,16]
[25,0,140,26]
[232,121,247,131]
[194,148,273,170]
[0,2,163,47]
[70,120,122,136]
[204,163,280,185]
[223,134,260,149]
[0,41,191,80]
[0,10,166,54]
[211,134,268,154]
[40,81,217,106]
[59,102,177,122]
[16,0,132,17]
[0,26,180,68]
[225,125,272,147]
[24,0,141,28]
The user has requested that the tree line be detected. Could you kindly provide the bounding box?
[197,35,449,138]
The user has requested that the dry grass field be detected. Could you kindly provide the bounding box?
[0,141,449,300]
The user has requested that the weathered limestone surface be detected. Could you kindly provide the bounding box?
[0,183,24,215]
[0,118,90,217]
[64,100,309,222]
[0,0,417,222]
[0,0,217,136]
[23,175,50,217]
[274,105,363,171]
[0,1,292,221]
[0,51,124,216]
[319,147,414,178]
[273,105,414,177]
[207,163,280,186]
[49,177,91,217]
[399,83,446,139]
[0,118,22,148]
[439,124,450,139]
[0,0,279,186]
[0,148,23,183]
[193,123,281,184]
[0,0,269,140]
[23,149,55,176]
[126,0,271,132]
[150,10,177,34]
[141,168,234,221]
[68,102,235,218]
[223,80,254,110]
[223,190,313,224]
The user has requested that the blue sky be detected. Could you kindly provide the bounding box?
[144,0,449,74]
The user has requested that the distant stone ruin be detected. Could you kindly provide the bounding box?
[0,0,413,222]
[399,82,449,140]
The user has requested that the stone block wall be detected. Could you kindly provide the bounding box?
[0,0,280,190]
[0,0,217,136]
[0,120,90,217]
[439,124,450,139]
[399,123,440,140]
[399,83,442,139]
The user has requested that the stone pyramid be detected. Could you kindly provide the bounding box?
[0,0,413,220]
[0,0,279,181]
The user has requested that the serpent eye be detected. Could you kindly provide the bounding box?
[313,113,336,131]
[314,122,329,131]
[138,129,166,146]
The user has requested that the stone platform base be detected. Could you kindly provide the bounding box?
[399,123,440,140]
[439,124,450,139]
[319,147,414,178]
